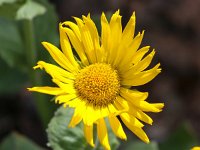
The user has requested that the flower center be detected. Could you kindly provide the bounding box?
[74,63,120,108]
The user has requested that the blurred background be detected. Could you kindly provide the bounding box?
[0,0,200,150]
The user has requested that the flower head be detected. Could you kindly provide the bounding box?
[28,10,164,150]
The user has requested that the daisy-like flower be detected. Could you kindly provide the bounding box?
[28,10,164,150]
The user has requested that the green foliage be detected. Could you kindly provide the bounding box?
[0,0,24,19]
[125,141,159,150]
[46,106,87,150]
[0,132,44,150]
[16,0,46,20]
[0,17,24,67]
[47,106,119,150]
[0,0,47,20]
[0,0,17,5]
[159,123,198,150]
[0,0,58,81]
[0,0,59,125]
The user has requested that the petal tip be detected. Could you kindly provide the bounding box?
[33,65,40,70]
[145,139,150,144]
[41,41,47,45]
[27,88,32,91]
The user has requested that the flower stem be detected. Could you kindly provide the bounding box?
[23,19,50,127]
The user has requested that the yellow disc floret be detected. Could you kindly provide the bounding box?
[74,63,120,108]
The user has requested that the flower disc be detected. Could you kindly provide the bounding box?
[74,63,120,107]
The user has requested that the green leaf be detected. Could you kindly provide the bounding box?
[0,0,17,5]
[125,141,159,150]
[0,132,44,150]
[16,0,46,20]
[0,17,24,67]
[0,0,24,19]
[159,123,198,150]
[47,106,120,150]
[46,106,88,150]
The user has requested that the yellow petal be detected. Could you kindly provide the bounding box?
[55,94,77,104]
[63,27,89,66]
[107,103,126,116]
[113,12,135,66]
[101,12,110,63]
[108,11,122,65]
[108,115,127,140]
[52,79,75,93]
[97,118,111,150]
[84,124,95,147]
[68,101,86,127]
[121,114,150,143]
[79,24,96,63]
[114,96,128,110]
[122,12,136,45]
[137,101,164,113]
[152,103,165,110]
[82,106,103,126]
[118,46,150,73]
[120,46,150,74]
[191,147,200,150]
[118,31,144,71]
[107,104,118,115]
[42,42,78,73]
[62,21,81,40]
[120,88,164,112]
[73,16,84,29]
[65,97,82,108]
[83,15,102,63]
[59,23,80,69]
[34,61,75,84]
[96,46,107,63]
[27,86,64,95]
[101,107,110,118]
[132,50,156,73]
[120,88,148,101]
[114,96,153,125]
[120,113,144,128]
[121,63,161,86]
[130,108,153,125]
[132,46,150,65]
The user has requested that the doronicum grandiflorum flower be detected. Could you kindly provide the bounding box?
[192,147,200,150]
[28,10,164,150]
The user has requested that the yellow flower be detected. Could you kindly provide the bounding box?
[28,10,164,150]
[192,147,200,150]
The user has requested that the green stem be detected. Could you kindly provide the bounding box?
[23,19,50,127]
[94,125,99,150]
